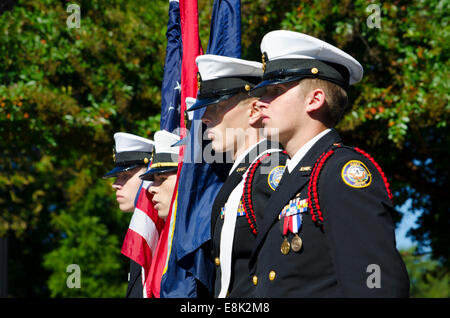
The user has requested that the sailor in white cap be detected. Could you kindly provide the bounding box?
[104,132,154,213]
[140,130,180,220]
[247,30,409,297]
[188,54,288,298]
[103,132,154,298]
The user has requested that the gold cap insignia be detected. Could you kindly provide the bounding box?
[197,72,201,90]
[311,67,319,74]
[244,84,251,91]
[262,53,267,73]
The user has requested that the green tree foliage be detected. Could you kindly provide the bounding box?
[0,0,448,297]
[401,247,450,297]
[43,181,128,297]
[1,0,165,297]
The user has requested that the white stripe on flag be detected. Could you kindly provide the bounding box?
[129,208,159,254]
[141,180,152,189]
[142,267,147,298]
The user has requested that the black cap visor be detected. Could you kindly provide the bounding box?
[187,94,235,112]
[189,75,262,111]
[103,164,142,179]
[249,75,306,97]
[171,137,188,147]
[250,58,350,97]
[139,166,178,181]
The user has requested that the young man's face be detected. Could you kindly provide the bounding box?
[112,166,146,212]
[201,94,250,153]
[254,81,305,145]
[148,172,178,220]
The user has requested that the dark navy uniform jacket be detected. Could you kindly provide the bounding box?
[211,141,288,297]
[249,129,410,297]
[126,259,143,298]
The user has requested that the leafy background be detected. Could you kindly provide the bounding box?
[0,0,448,297]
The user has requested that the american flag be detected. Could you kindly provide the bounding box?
[159,0,241,297]
[121,180,165,297]
[148,0,203,298]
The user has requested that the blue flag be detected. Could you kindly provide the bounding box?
[207,0,242,57]
[160,0,241,297]
[159,0,182,132]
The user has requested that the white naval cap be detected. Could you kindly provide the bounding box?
[154,130,180,156]
[251,30,363,96]
[188,54,263,111]
[196,54,262,81]
[139,130,180,180]
[103,132,154,178]
[114,132,155,153]
[185,97,196,120]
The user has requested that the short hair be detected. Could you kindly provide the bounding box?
[299,78,348,126]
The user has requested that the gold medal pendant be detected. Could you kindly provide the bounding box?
[291,234,303,252]
[281,237,290,255]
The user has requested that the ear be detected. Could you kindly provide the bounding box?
[305,88,326,114]
[248,98,262,126]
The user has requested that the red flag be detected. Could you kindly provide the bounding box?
[121,180,165,298]
[179,0,203,135]
[147,0,203,298]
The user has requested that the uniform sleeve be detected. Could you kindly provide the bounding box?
[318,149,410,297]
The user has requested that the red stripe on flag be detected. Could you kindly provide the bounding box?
[121,181,165,298]
[121,228,152,270]
[179,0,203,135]
[137,185,165,232]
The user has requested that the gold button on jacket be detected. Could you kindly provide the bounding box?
[269,271,276,281]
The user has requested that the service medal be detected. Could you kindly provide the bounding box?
[279,195,308,254]
[281,237,290,255]
[291,234,303,252]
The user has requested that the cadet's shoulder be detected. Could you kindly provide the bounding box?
[308,144,394,225]
[322,144,363,163]
[251,150,287,183]
[244,149,287,193]
[314,144,383,175]
[258,149,288,168]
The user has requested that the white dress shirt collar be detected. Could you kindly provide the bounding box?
[286,129,332,173]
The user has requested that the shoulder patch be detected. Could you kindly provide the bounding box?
[341,160,372,188]
[267,165,285,190]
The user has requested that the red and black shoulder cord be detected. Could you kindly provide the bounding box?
[242,151,287,236]
[307,144,394,229]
